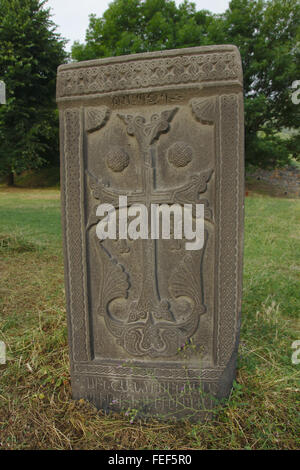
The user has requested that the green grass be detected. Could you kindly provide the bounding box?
[0,188,299,449]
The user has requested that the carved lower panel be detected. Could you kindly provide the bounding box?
[95,242,207,358]
[72,371,223,420]
[74,376,216,420]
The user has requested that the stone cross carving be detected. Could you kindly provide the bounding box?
[57,45,244,420]
[87,108,213,357]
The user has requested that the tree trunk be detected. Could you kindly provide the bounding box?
[7,172,14,186]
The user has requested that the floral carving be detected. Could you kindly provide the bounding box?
[85,106,110,133]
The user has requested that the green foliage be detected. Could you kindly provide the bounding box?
[71,0,214,60]
[72,0,300,168]
[0,0,67,182]
[210,0,300,167]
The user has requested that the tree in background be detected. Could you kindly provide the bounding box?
[72,0,300,168]
[207,0,300,167]
[0,0,67,185]
[72,0,214,60]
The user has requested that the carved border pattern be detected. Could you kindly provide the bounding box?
[63,109,89,362]
[74,364,225,382]
[217,94,240,365]
[190,94,241,367]
[57,52,242,98]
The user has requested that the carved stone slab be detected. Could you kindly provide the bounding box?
[57,46,244,420]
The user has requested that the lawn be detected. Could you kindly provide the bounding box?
[0,187,299,450]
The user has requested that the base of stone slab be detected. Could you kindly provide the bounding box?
[71,372,236,422]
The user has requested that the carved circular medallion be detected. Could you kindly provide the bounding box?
[167,141,193,168]
[106,146,129,172]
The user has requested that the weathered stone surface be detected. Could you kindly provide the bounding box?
[57,45,244,420]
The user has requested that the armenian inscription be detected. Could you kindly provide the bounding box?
[57,46,244,420]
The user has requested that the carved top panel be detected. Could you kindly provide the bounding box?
[57,46,242,100]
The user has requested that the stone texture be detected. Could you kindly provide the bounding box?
[57,45,244,420]
[247,166,300,198]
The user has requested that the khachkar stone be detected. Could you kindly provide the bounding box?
[57,45,244,421]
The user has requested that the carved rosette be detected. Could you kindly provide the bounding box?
[106,147,130,172]
[167,142,193,168]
